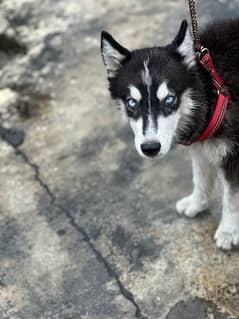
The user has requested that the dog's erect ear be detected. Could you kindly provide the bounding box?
[101,31,131,78]
[172,20,195,67]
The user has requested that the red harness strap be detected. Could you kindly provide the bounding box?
[186,48,231,145]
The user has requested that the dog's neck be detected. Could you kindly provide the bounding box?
[177,64,218,145]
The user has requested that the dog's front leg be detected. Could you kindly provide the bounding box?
[176,146,216,218]
[215,174,239,250]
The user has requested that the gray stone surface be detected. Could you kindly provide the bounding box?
[166,298,230,319]
[0,0,239,318]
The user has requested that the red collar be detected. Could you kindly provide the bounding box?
[184,48,231,145]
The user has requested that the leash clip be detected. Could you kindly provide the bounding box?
[195,46,208,61]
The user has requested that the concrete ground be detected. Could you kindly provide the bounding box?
[0,0,239,318]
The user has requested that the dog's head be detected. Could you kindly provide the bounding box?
[101,20,200,158]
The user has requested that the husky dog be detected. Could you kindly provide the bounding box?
[100,19,239,250]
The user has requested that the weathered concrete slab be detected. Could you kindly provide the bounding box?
[166,298,230,319]
[0,0,239,318]
[0,141,136,318]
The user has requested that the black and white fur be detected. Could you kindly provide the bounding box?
[101,19,239,250]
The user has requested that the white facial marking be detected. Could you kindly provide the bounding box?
[141,61,157,137]
[102,39,125,77]
[157,81,170,101]
[128,82,197,159]
[129,77,182,158]
[145,113,156,136]
[177,28,196,68]
[142,60,152,87]
[141,59,152,111]
[129,109,181,158]
[128,85,142,102]
[156,111,180,155]
[129,118,146,157]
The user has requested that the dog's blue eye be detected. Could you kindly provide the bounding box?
[126,98,137,110]
[165,95,176,107]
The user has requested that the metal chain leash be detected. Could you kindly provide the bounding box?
[188,0,202,51]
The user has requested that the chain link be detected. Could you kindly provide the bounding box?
[188,0,201,51]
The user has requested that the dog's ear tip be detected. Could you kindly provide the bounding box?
[101,31,111,49]
[101,30,112,41]
[180,20,189,32]
[101,31,106,40]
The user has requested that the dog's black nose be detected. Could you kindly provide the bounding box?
[141,142,161,157]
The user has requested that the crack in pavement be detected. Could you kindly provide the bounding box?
[1,130,147,319]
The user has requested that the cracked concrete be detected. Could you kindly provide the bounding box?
[0,0,239,318]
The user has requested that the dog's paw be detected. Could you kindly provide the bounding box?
[215,220,239,250]
[176,194,209,218]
